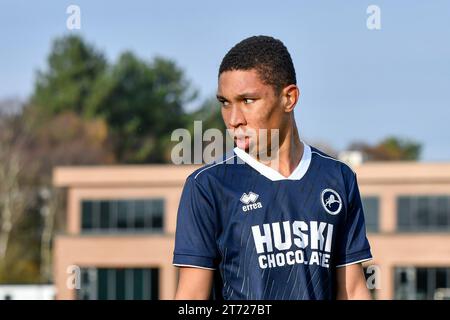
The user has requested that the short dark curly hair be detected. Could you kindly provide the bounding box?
[219,35,297,94]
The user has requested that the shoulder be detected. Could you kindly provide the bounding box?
[310,145,355,174]
[187,150,239,185]
[309,144,357,187]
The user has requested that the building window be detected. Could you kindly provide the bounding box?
[397,196,450,231]
[81,199,164,233]
[361,196,379,232]
[77,268,159,300]
[394,267,450,300]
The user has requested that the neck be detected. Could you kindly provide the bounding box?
[259,117,303,178]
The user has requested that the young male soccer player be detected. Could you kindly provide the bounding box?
[173,36,373,300]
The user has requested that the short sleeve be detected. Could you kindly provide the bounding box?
[335,173,373,268]
[172,175,220,270]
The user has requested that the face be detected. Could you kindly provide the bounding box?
[217,69,298,154]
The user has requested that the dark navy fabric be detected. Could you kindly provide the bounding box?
[173,145,372,300]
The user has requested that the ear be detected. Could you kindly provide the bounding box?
[281,84,300,113]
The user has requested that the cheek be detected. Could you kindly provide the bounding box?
[248,100,280,128]
[221,108,230,126]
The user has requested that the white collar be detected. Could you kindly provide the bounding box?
[233,141,312,181]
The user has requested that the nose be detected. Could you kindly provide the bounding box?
[228,104,246,129]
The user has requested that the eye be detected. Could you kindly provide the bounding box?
[243,98,255,104]
[218,99,230,107]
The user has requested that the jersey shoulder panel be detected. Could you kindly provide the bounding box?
[309,145,356,191]
[187,150,240,185]
[310,145,355,172]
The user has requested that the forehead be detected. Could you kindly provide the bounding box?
[217,69,271,95]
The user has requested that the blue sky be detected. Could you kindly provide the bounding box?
[1,0,449,161]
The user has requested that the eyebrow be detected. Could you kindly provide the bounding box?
[216,94,227,101]
[216,92,259,101]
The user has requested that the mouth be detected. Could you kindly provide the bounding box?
[234,135,250,150]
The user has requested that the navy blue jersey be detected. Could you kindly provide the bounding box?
[173,142,372,300]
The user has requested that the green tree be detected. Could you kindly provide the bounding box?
[85,52,197,163]
[189,97,226,133]
[348,136,422,161]
[31,34,200,163]
[32,35,106,119]
[378,137,421,161]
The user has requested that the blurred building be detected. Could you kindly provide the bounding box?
[52,161,450,300]
[338,150,368,167]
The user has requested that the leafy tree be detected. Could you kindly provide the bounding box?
[348,136,421,161]
[85,52,197,163]
[32,35,106,119]
[188,97,226,132]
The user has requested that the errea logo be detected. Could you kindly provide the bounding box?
[240,191,263,212]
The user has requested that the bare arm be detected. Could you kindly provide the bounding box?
[174,267,214,300]
[336,263,371,300]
